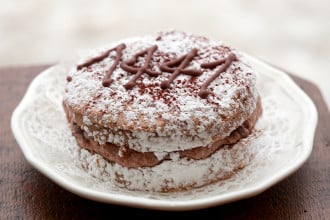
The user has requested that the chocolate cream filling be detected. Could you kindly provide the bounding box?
[66,98,262,168]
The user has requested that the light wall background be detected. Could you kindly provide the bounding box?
[1,0,329,110]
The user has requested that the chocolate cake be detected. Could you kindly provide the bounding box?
[62,30,262,192]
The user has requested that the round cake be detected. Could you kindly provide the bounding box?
[62,30,262,192]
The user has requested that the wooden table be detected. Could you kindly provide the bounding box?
[0,65,329,219]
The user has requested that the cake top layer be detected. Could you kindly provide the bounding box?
[64,30,259,152]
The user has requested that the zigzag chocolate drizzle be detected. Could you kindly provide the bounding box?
[76,43,126,87]
[102,44,126,87]
[120,45,160,90]
[199,53,237,98]
[75,43,237,98]
[160,48,202,89]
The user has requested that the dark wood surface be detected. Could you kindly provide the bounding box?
[0,65,329,219]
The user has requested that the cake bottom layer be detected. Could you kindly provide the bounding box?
[73,135,255,192]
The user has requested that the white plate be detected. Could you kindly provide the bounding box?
[11,54,317,211]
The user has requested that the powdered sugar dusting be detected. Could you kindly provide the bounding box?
[63,30,259,152]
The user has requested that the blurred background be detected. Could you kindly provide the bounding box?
[1,0,329,110]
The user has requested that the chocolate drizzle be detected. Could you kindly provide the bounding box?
[102,44,126,87]
[75,42,238,98]
[77,43,125,70]
[76,43,126,87]
[66,76,72,82]
[199,53,237,98]
[160,49,202,89]
[120,45,160,90]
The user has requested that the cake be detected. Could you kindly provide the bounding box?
[62,30,262,192]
